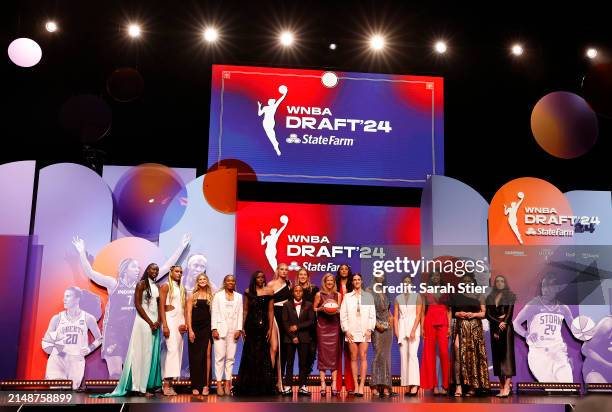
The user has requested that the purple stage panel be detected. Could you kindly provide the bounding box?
[20,163,114,380]
[0,161,36,378]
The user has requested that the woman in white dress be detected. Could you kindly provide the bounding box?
[340,273,376,397]
[160,265,186,396]
[211,274,243,396]
[92,263,162,398]
[394,275,423,396]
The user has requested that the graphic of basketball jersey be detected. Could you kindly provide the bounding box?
[57,311,88,356]
[525,298,573,382]
[528,305,565,348]
[102,280,137,359]
[45,311,88,389]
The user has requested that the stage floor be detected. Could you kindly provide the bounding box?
[0,386,591,406]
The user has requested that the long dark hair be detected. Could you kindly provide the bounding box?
[488,274,516,305]
[335,263,354,293]
[427,271,442,286]
[246,270,266,298]
[139,263,157,304]
[424,271,446,310]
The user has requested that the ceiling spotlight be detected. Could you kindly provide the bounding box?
[370,34,385,51]
[586,48,598,59]
[511,44,524,56]
[435,41,447,54]
[45,21,58,33]
[203,27,218,43]
[329,43,337,50]
[127,24,141,38]
[280,31,294,47]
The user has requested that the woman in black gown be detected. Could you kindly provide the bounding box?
[268,263,292,393]
[485,275,516,398]
[233,270,277,396]
[296,268,319,378]
[186,274,213,396]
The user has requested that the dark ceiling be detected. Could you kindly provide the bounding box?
[4,1,611,206]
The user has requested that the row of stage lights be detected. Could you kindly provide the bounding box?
[41,20,602,59]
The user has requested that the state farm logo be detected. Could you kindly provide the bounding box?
[286,133,301,144]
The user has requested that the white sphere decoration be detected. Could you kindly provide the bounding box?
[321,72,339,88]
[8,38,42,68]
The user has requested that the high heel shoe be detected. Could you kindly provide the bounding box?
[217,385,225,396]
[163,385,177,396]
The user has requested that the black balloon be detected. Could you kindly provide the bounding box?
[107,67,144,102]
[59,94,112,143]
[582,62,612,118]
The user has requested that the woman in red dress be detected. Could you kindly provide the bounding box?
[420,271,451,395]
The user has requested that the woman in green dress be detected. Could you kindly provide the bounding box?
[93,263,163,397]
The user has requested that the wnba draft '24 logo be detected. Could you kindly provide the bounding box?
[502,190,600,244]
[259,213,362,273]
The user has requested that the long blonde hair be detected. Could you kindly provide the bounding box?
[320,273,337,294]
[168,265,186,307]
[297,268,312,291]
[192,273,213,306]
[273,263,291,286]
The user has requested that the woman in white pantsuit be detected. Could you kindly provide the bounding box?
[211,275,243,396]
[160,265,187,396]
[340,273,376,397]
[394,275,423,396]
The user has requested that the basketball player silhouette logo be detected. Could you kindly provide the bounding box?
[261,215,289,271]
[258,85,288,156]
[505,192,525,244]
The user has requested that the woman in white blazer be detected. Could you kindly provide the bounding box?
[394,275,423,396]
[211,275,243,396]
[340,273,376,397]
